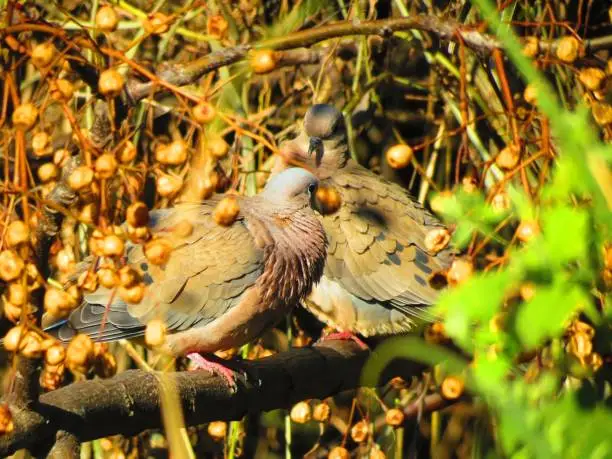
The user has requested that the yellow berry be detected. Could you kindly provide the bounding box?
[207,421,227,441]
[312,402,330,422]
[208,135,229,158]
[350,420,369,443]
[5,220,30,247]
[213,196,240,226]
[524,84,537,105]
[156,140,188,165]
[38,162,59,182]
[126,202,149,227]
[192,102,216,124]
[143,12,172,35]
[144,238,173,265]
[516,220,540,242]
[95,153,118,179]
[522,37,539,58]
[424,228,451,254]
[519,282,537,301]
[101,234,125,257]
[249,49,279,74]
[12,103,39,131]
[7,283,27,306]
[126,224,151,243]
[386,144,413,169]
[118,266,141,288]
[78,203,99,225]
[32,132,51,157]
[290,401,311,424]
[98,69,125,97]
[68,166,94,191]
[3,326,27,352]
[447,259,473,286]
[206,15,229,39]
[156,174,183,197]
[119,140,137,163]
[496,144,521,170]
[145,319,167,348]
[441,375,464,400]
[66,334,95,374]
[556,36,581,63]
[78,270,99,293]
[490,190,511,213]
[578,68,606,91]
[50,79,74,102]
[0,250,25,282]
[31,42,56,68]
[53,148,71,166]
[118,282,146,304]
[385,408,405,427]
[328,446,349,459]
[592,102,612,126]
[97,267,119,289]
[45,344,66,366]
[44,287,77,319]
[96,5,119,32]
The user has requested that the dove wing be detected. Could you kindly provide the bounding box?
[59,200,265,342]
[305,162,453,335]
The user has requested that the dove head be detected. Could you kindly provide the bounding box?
[276,104,349,178]
[261,167,319,209]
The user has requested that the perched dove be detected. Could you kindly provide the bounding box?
[51,168,327,377]
[274,104,454,337]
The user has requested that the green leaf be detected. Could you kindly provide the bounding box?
[515,282,589,348]
[541,205,589,264]
[262,0,329,39]
[435,269,520,349]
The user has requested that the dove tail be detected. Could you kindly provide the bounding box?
[45,300,146,344]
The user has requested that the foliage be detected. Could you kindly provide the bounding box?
[0,0,610,457]
[370,1,612,457]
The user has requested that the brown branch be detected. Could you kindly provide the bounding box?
[0,340,426,456]
[373,393,456,431]
[46,431,80,459]
[124,15,499,103]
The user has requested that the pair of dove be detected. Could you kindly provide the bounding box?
[53,104,452,370]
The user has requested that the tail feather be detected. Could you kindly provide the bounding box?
[45,299,146,344]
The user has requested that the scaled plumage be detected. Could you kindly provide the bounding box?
[53,168,327,356]
[274,105,454,336]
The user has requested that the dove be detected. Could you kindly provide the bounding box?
[274,104,454,337]
[50,167,327,385]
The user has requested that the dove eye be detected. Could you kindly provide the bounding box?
[308,183,317,195]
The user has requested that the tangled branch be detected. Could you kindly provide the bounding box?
[0,340,429,457]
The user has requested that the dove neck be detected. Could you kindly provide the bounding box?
[256,207,327,309]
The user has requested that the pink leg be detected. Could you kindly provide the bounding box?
[187,353,237,392]
[318,331,369,350]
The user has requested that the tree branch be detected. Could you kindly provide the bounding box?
[0,340,426,456]
[124,15,498,103]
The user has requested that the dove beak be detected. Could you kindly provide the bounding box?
[308,137,324,167]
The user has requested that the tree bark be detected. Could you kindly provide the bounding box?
[0,340,425,456]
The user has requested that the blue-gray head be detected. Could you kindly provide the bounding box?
[276,104,349,177]
[304,104,347,166]
[261,167,319,207]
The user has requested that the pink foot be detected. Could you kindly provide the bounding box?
[318,331,369,350]
[187,353,238,392]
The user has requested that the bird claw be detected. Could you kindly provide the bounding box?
[318,331,369,350]
[187,353,238,392]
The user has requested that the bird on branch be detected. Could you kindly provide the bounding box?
[274,104,454,338]
[47,168,327,389]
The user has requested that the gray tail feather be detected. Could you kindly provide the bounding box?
[0,300,146,350]
[47,300,146,344]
